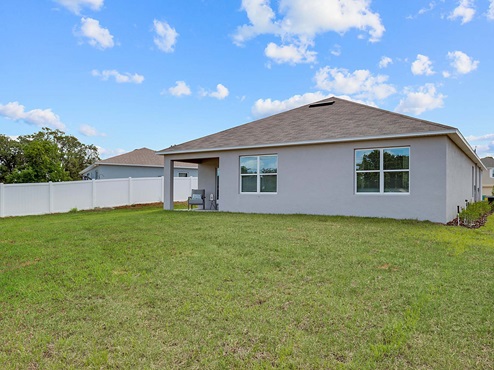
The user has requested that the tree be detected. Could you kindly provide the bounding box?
[24,128,100,180]
[357,149,380,170]
[7,139,70,183]
[0,135,22,183]
[0,128,100,183]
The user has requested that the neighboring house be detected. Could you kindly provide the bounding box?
[80,147,197,180]
[157,98,485,223]
[481,157,494,196]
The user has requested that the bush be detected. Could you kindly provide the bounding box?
[458,200,493,226]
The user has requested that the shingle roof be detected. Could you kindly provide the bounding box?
[481,157,494,168]
[94,148,196,168]
[158,97,456,154]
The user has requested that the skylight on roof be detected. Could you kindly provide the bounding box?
[309,101,335,108]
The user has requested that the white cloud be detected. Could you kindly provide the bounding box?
[407,1,438,19]
[333,95,378,107]
[233,0,279,45]
[264,41,316,64]
[153,20,178,53]
[251,92,377,118]
[233,0,385,64]
[395,83,445,115]
[79,124,106,137]
[488,0,494,20]
[419,2,437,15]
[447,50,479,74]
[379,56,392,69]
[472,143,493,153]
[97,146,126,159]
[448,0,476,24]
[314,66,396,101]
[252,91,330,117]
[466,133,494,142]
[277,0,385,41]
[465,133,494,158]
[411,54,435,76]
[91,69,144,84]
[330,44,341,57]
[77,17,114,49]
[201,84,230,100]
[54,0,103,14]
[168,81,191,97]
[0,101,66,130]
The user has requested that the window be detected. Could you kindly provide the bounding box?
[178,172,188,177]
[240,155,277,193]
[355,147,410,193]
[491,169,494,178]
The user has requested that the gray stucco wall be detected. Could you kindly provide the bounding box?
[85,165,197,180]
[445,138,482,220]
[197,158,219,209]
[163,135,480,223]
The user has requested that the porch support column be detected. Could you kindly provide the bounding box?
[163,158,174,210]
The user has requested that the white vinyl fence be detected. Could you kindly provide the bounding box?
[0,176,198,218]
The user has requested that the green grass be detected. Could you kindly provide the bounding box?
[1,205,493,369]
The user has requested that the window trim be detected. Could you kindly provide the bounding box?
[490,168,494,178]
[355,146,410,195]
[240,154,278,194]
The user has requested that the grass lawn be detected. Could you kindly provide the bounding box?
[1,205,493,369]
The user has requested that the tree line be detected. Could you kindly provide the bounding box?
[0,128,100,184]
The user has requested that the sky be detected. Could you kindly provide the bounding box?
[1,0,493,159]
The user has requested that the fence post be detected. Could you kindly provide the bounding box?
[92,179,95,209]
[0,183,4,218]
[128,177,133,205]
[160,176,164,202]
[49,182,53,214]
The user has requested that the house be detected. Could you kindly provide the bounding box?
[481,157,494,196]
[157,97,485,223]
[80,147,197,180]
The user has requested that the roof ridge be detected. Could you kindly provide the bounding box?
[329,97,455,130]
[161,98,337,151]
[157,96,458,154]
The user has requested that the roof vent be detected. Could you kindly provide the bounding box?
[309,101,335,108]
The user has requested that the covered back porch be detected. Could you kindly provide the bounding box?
[163,155,219,211]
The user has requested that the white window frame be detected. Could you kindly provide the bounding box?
[355,146,410,195]
[490,168,494,178]
[240,155,278,194]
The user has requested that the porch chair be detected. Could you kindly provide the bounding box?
[188,189,205,210]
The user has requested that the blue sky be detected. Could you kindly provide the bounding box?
[1,0,493,158]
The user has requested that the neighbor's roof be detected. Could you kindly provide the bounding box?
[99,148,163,166]
[80,148,197,175]
[481,157,494,167]
[157,97,456,154]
